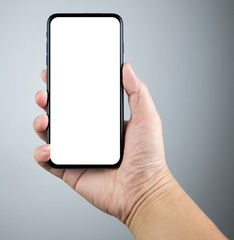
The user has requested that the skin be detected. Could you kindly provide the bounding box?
[33,63,227,239]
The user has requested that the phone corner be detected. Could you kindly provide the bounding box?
[110,13,123,25]
[111,155,123,168]
[47,159,62,169]
[47,13,60,26]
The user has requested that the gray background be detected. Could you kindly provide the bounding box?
[0,0,233,239]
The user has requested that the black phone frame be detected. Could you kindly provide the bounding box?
[46,13,124,168]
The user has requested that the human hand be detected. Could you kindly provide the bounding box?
[33,62,172,225]
[34,62,227,240]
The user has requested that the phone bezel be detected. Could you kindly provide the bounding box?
[46,13,124,168]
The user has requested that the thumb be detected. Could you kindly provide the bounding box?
[122,63,158,121]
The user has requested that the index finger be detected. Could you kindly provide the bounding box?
[41,69,47,84]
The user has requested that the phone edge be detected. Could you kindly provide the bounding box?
[46,13,124,169]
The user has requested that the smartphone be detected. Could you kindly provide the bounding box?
[46,13,124,168]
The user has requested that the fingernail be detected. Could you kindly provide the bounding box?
[40,145,50,154]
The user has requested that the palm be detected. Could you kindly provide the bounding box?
[60,112,165,222]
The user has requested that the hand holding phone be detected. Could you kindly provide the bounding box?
[34,61,168,226]
[33,13,227,240]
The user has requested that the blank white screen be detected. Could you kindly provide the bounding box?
[50,17,120,165]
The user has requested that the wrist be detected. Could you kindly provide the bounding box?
[126,168,183,238]
[126,169,227,240]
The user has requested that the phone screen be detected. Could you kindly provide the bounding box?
[47,14,123,166]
